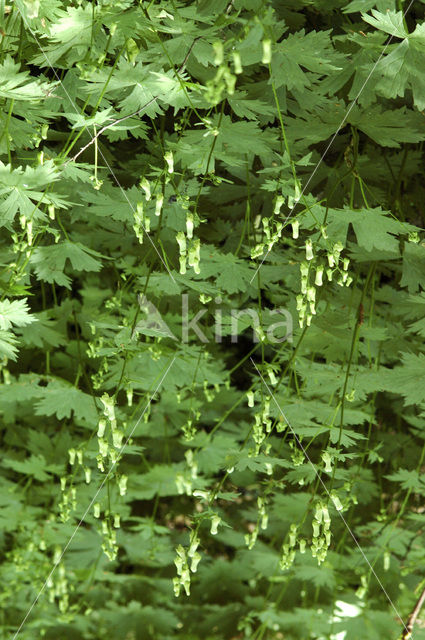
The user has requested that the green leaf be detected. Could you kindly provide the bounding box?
[385,468,425,492]
[362,9,407,38]
[385,352,425,405]
[0,299,36,330]
[30,241,103,288]
[360,17,425,110]
[1,454,50,481]
[34,380,98,423]
[401,242,425,292]
[350,105,425,148]
[0,330,19,360]
[271,30,344,91]
[346,207,405,251]
[0,56,56,101]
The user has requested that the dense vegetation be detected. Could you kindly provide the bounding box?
[1,0,425,638]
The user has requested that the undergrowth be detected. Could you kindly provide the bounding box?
[1,1,425,639]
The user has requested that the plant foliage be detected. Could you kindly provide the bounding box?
[1,1,425,639]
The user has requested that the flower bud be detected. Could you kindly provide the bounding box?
[305,239,314,261]
[176,231,186,254]
[274,195,284,215]
[140,177,151,200]
[164,151,174,173]
[300,261,309,278]
[262,39,272,64]
[186,213,194,239]
[118,475,128,496]
[97,419,106,438]
[232,50,242,74]
[331,492,343,511]
[210,514,221,535]
[213,41,224,65]
[173,577,181,597]
[315,266,324,286]
[190,552,201,572]
[98,438,108,457]
[155,193,163,217]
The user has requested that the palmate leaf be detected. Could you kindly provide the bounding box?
[0,298,36,331]
[271,29,345,91]
[287,100,425,148]
[349,105,425,148]
[64,107,114,130]
[173,115,275,173]
[228,92,275,121]
[0,374,44,405]
[16,311,66,349]
[384,352,425,405]
[0,56,56,101]
[241,545,280,577]
[130,465,182,499]
[0,160,65,226]
[30,241,104,288]
[102,603,180,639]
[199,246,255,293]
[0,160,60,191]
[362,9,407,38]
[0,330,19,360]
[34,380,98,423]
[0,478,24,532]
[303,204,412,251]
[345,207,408,251]
[294,560,336,589]
[325,49,378,108]
[0,299,35,361]
[362,11,425,109]
[80,185,137,223]
[385,468,425,493]
[81,60,164,119]
[30,4,108,67]
[271,492,311,523]
[113,63,190,118]
[1,454,50,482]
[400,241,425,292]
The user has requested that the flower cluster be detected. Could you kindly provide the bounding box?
[47,546,69,613]
[58,476,77,523]
[296,229,353,328]
[86,324,109,389]
[205,41,239,106]
[93,503,120,561]
[251,395,272,454]
[311,501,332,565]
[245,496,269,550]
[176,448,198,496]
[176,221,200,275]
[133,200,151,245]
[97,393,125,471]
[279,523,299,570]
[251,193,288,260]
[173,530,202,597]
